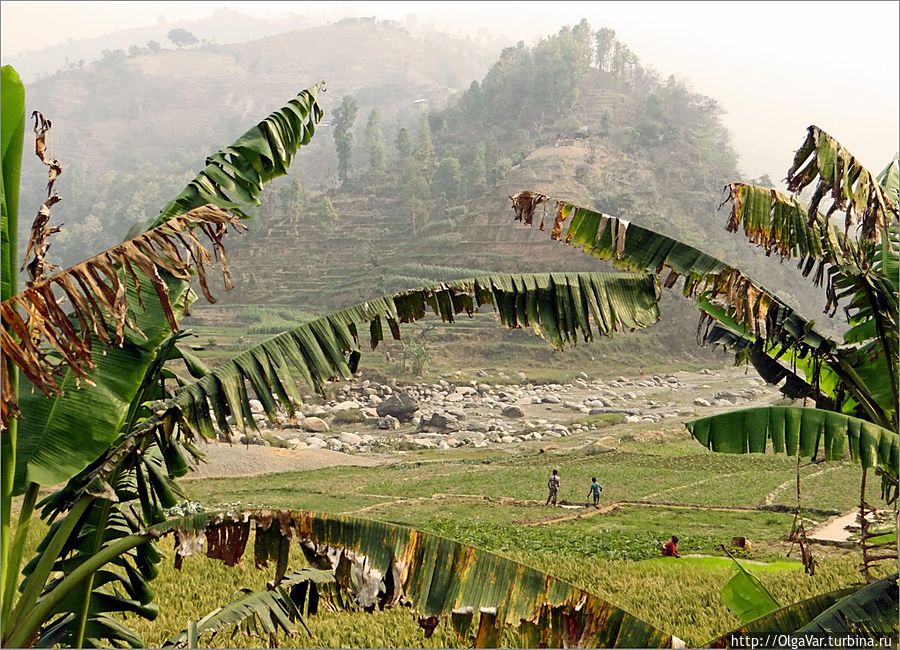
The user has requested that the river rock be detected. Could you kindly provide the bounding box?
[303,417,330,433]
[501,405,525,418]
[376,393,419,422]
[332,400,362,412]
[378,415,400,430]
[340,432,362,446]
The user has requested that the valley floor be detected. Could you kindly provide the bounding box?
[121,366,894,648]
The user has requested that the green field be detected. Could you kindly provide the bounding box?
[107,428,891,648]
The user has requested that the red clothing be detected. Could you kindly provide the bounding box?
[662,540,679,557]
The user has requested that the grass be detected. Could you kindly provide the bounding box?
[116,524,881,648]
[154,436,889,647]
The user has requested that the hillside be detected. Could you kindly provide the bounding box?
[13,17,499,266]
[216,29,826,330]
[12,18,831,347]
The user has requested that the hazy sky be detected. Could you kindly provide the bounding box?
[2,1,898,180]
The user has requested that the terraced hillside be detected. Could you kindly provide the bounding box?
[15,18,498,266]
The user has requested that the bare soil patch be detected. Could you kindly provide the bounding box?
[184,440,382,480]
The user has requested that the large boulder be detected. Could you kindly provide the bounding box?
[340,432,362,446]
[417,412,459,433]
[302,417,330,433]
[501,405,525,418]
[376,392,419,422]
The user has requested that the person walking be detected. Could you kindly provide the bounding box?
[587,477,602,508]
[546,469,560,506]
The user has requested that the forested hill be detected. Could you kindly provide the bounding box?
[13,18,824,329]
[221,21,822,324]
[13,17,498,266]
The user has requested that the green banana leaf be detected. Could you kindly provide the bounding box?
[11,83,324,492]
[152,83,323,225]
[511,192,833,355]
[685,406,898,475]
[790,574,898,641]
[878,157,899,204]
[720,558,780,624]
[13,277,190,493]
[509,184,896,428]
[701,323,825,403]
[787,125,898,242]
[1,64,25,303]
[707,575,898,647]
[152,509,675,648]
[706,587,856,647]
[164,568,336,647]
[724,176,897,427]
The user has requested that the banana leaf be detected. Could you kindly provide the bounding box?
[707,574,898,647]
[787,126,898,243]
[164,568,335,647]
[9,82,325,491]
[720,557,780,623]
[685,406,898,475]
[1,64,25,303]
[152,509,675,648]
[153,83,323,225]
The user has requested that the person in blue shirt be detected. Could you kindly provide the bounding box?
[587,477,602,508]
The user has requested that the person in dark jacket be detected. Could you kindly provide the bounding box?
[546,469,560,506]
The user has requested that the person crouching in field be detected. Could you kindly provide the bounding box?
[546,469,560,506]
[587,477,602,508]
[661,535,680,558]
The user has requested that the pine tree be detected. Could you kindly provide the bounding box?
[333,96,359,185]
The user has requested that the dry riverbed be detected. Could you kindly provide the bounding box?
[189,366,785,477]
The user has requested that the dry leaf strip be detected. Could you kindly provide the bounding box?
[787,126,899,242]
[1,205,245,429]
[21,112,65,286]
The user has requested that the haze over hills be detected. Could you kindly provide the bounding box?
[15,17,498,260]
[9,15,838,344]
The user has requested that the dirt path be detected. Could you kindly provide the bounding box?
[763,465,841,506]
[344,491,771,526]
[182,442,383,480]
[808,511,860,543]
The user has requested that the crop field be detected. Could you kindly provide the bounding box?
[109,421,891,649]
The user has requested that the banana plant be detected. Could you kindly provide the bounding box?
[508,127,898,622]
[1,68,325,646]
[1,64,26,633]
[707,574,898,648]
